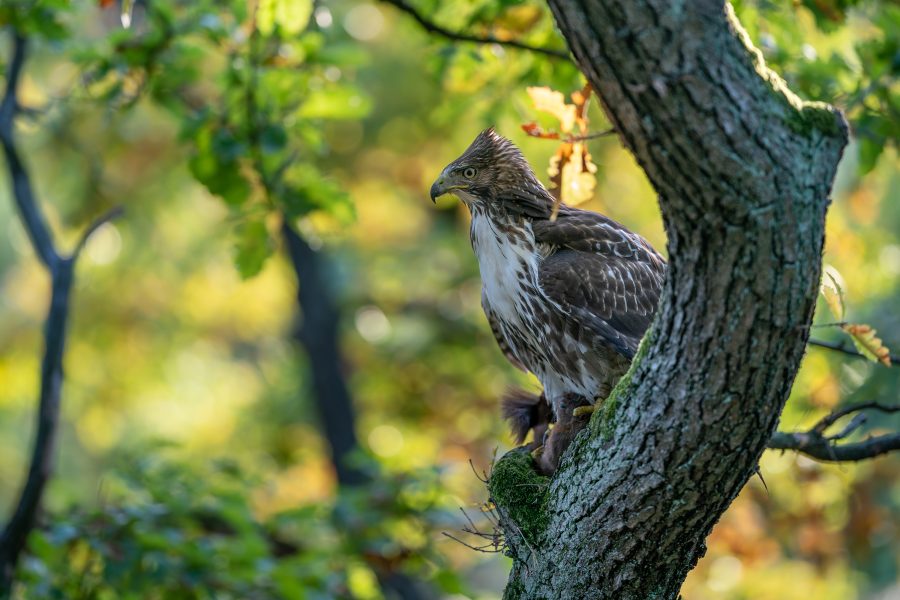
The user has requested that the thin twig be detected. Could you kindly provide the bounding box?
[813,401,900,434]
[808,337,898,367]
[459,507,481,534]
[769,431,900,462]
[379,0,569,59]
[441,532,504,553]
[468,458,489,483]
[569,128,616,141]
[72,206,125,259]
[523,126,617,142]
[827,413,867,441]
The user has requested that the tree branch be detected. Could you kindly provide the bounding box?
[0,34,68,594]
[0,31,119,596]
[769,431,900,462]
[378,0,569,59]
[769,401,900,462]
[808,337,898,367]
[0,34,58,270]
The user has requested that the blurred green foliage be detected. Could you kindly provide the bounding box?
[18,448,462,599]
[736,0,898,174]
[0,0,898,598]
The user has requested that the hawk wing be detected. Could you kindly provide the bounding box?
[533,206,666,359]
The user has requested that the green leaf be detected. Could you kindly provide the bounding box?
[233,219,274,279]
[315,43,372,67]
[857,136,885,175]
[433,568,467,594]
[188,126,251,207]
[279,164,355,224]
[258,0,313,36]
[296,86,371,120]
[260,124,288,154]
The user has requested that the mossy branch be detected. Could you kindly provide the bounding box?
[487,449,550,552]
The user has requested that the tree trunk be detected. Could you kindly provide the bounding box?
[280,222,429,600]
[281,221,368,487]
[488,2,848,598]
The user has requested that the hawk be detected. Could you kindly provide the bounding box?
[430,129,666,473]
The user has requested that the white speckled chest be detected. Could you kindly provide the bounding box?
[469,212,616,411]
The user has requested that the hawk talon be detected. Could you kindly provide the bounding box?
[572,405,596,418]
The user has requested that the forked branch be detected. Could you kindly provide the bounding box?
[769,402,900,462]
[0,31,121,596]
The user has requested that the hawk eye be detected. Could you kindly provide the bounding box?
[463,167,477,179]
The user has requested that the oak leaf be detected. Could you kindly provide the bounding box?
[526,86,576,133]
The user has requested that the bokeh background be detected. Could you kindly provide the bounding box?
[0,0,898,598]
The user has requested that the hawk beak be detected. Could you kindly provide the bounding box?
[430,178,445,203]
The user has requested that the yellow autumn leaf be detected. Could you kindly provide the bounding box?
[819,265,845,321]
[841,323,892,366]
[527,86,577,133]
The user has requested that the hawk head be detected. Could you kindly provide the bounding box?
[430,128,553,218]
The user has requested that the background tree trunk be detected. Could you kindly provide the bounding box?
[280,222,428,600]
[488,2,849,598]
[282,222,367,487]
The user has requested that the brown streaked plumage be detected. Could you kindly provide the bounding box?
[431,129,666,473]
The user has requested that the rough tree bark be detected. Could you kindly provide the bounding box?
[487,2,849,598]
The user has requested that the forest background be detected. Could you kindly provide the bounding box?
[0,0,898,598]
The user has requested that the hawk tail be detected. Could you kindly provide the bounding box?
[501,388,552,445]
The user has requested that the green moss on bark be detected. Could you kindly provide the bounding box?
[591,327,654,440]
[784,101,843,137]
[728,3,844,139]
[488,448,550,548]
[503,578,526,600]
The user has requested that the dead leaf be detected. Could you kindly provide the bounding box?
[559,142,597,207]
[527,86,576,133]
[525,82,600,220]
[571,83,592,133]
[820,266,845,321]
[546,142,597,219]
[547,143,571,197]
[521,122,559,139]
[841,323,892,366]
